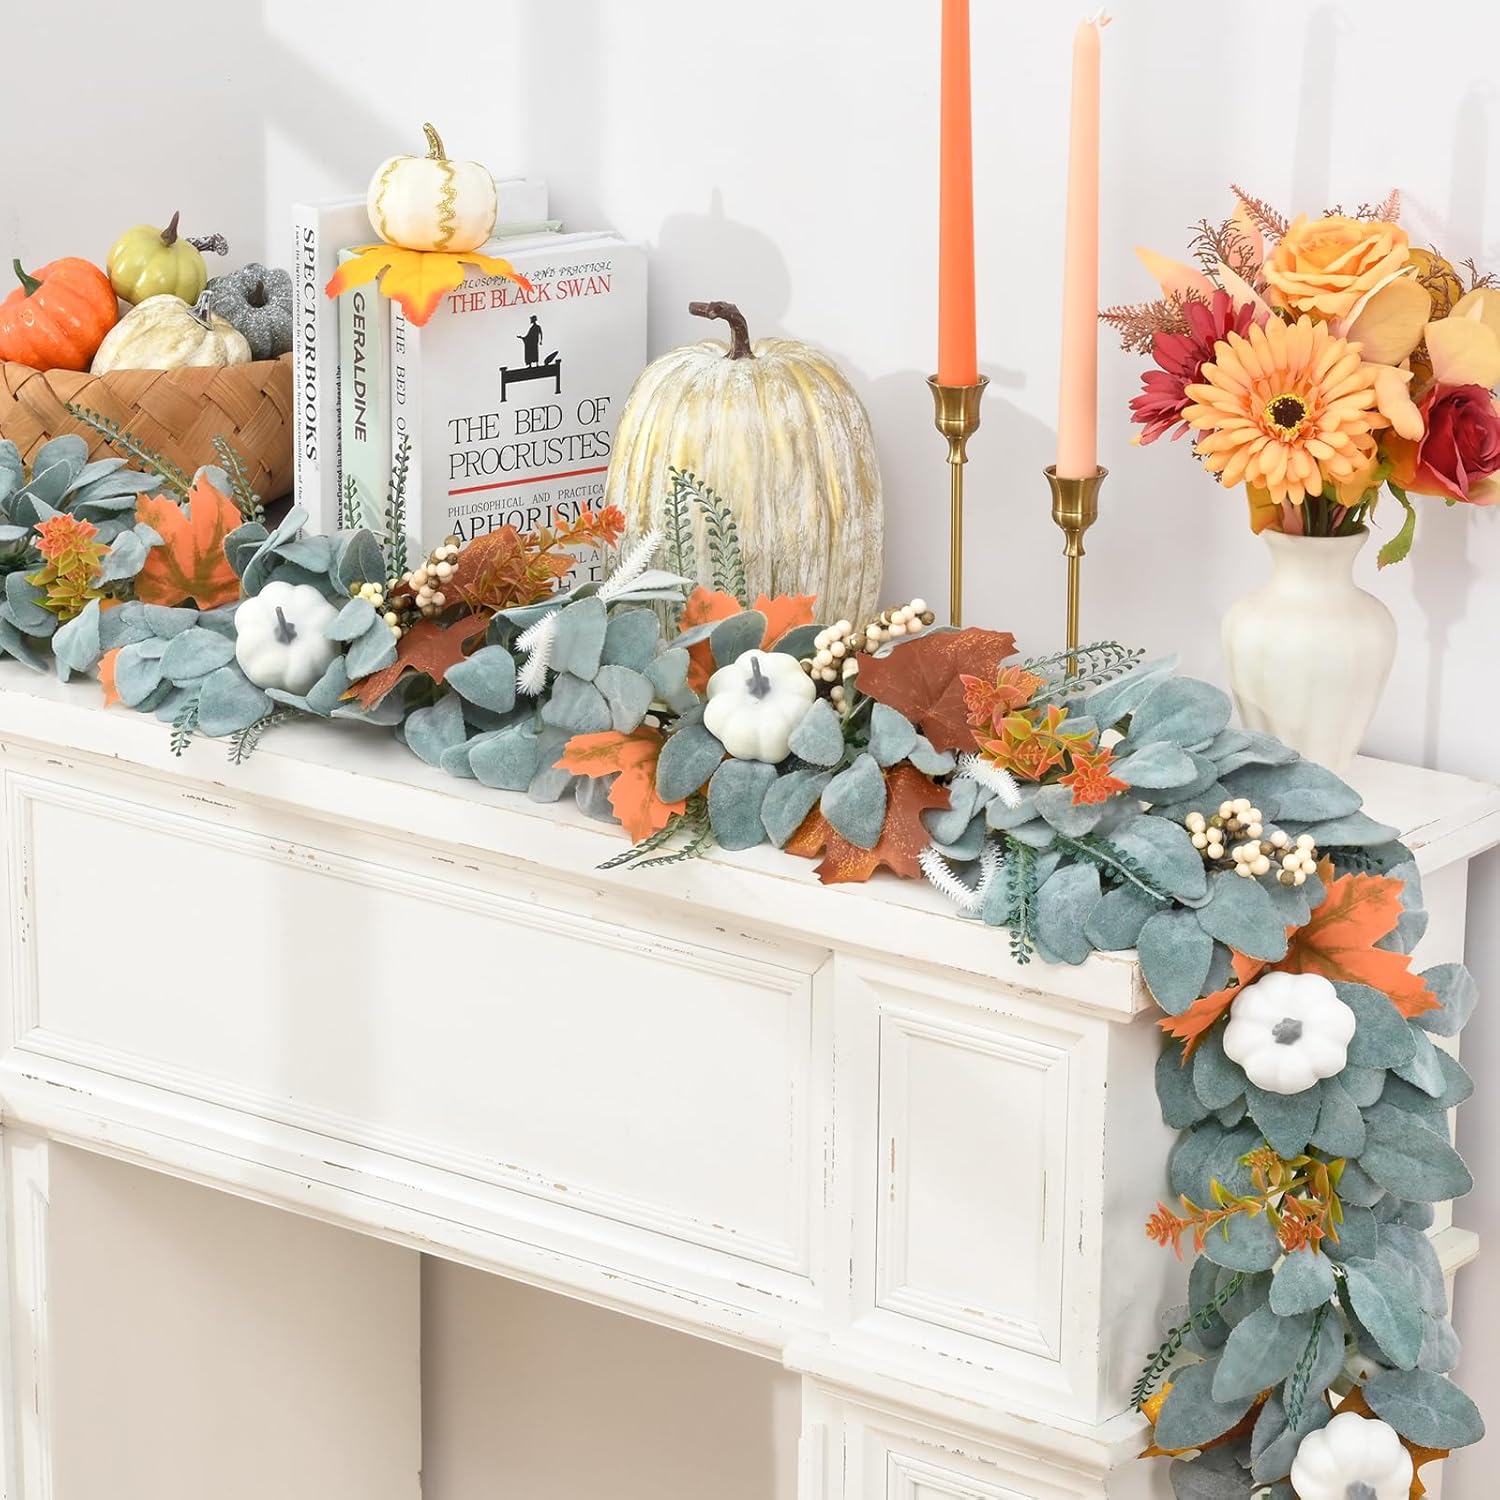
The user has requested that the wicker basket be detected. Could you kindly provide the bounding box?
[0,354,294,501]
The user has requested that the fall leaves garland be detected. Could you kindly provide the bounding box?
[0,432,1482,1499]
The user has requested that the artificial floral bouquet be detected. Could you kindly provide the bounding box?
[1105,188,1500,564]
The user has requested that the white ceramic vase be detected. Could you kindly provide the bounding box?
[1220,529,1395,775]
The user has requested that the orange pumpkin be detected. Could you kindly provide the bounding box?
[0,257,119,372]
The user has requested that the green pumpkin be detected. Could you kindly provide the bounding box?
[108,211,214,306]
[200,263,294,361]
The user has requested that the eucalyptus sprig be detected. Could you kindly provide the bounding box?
[64,403,192,498]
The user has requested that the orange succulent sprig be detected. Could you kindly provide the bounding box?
[28,514,109,620]
[1146,1148,1346,1259]
[963,666,1121,806]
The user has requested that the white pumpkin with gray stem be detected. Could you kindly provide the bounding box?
[234,582,341,695]
[1289,1412,1413,1500]
[1221,970,1355,1095]
[703,649,816,762]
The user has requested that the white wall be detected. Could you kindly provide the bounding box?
[5,0,1498,1489]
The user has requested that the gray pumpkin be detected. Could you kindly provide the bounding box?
[199,263,294,361]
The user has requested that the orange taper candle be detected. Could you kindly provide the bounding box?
[1056,14,1106,478]
[938,0,978,386]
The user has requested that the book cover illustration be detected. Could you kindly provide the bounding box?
[393,234,647,586]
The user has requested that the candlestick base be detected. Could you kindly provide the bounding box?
[1044,464,1107,655]
[929,375,989,627]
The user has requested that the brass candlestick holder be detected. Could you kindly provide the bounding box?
[928,375,989,626]
[1045,464,1107,653]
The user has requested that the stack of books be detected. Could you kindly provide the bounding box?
[293,183,647,585]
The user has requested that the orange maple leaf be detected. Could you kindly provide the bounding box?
[679,587,742,691]
[1160,868,1436,1053]
[786,764,950,884]
[325,244,532,327]
[681,588,819,692]
[98,646,122,708]
[755,593,816,648]
[1334,1385,1447,1499]
[346,612,490,710]
[556,728,686,843]
[133,476,242,610]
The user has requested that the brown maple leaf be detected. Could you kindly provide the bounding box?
[1161,867,1437,1054]
[446,527,564,612]
[446,508,627,613]
[133,476,242,610]
[346,612,490,710]
[855,627,1018,753]
[785,764,950,884]
[556,728,685,842]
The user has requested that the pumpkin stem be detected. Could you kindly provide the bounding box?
[186,233,230,257]
[688,301,755,360]
[422,122,447,160]
[746,655,771,698]
[11,260,42,298]
[273,607,298,645]
[161,211,181,248]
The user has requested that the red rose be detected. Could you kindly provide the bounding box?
[1411,384,1500,504]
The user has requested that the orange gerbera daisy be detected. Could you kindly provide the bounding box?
[1181,315,1386,506]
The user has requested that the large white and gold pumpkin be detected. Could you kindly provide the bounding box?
[367,123,497,254]
[604,301,883,623]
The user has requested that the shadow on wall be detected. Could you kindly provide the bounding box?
[1410,87,1490,765]
[1290,6,1344,211]
[651,190,794,353]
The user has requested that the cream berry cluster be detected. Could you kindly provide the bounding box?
[351,579,404,640]
[1184,800,1321,886]
[799,599,938,712]
[403,537,462,618]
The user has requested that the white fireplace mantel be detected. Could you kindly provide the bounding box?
[0,671,1495,1499]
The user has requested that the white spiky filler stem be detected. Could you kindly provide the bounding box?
[954,752,1022,808]
[516,531,667,695]
[598,529,662,604]
[515,612,558,697]
[919,840,1002,916]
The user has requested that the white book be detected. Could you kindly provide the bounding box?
[292,198,370,533]
[336,248,390,534]
[390,230,647,587]
[294,176,549,534]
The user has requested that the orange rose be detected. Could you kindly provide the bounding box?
[1263,215,1411,320]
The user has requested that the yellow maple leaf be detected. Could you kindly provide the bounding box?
[325,245,532,327]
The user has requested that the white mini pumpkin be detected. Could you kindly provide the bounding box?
[1222,971,1356,1095]
[367,123,498,253]
[703,649,816,762]
[90,294,252,375]
[603,301,884,624]
[1289,1412,1413,1500]
[234,582,341,695]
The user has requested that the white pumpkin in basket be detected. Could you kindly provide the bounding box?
[367,123,497,253]
[90,295,251,375]
[602,301,884,624]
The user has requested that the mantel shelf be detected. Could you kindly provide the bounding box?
[1,668,1496,1499]
[3,673,1496,1021]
